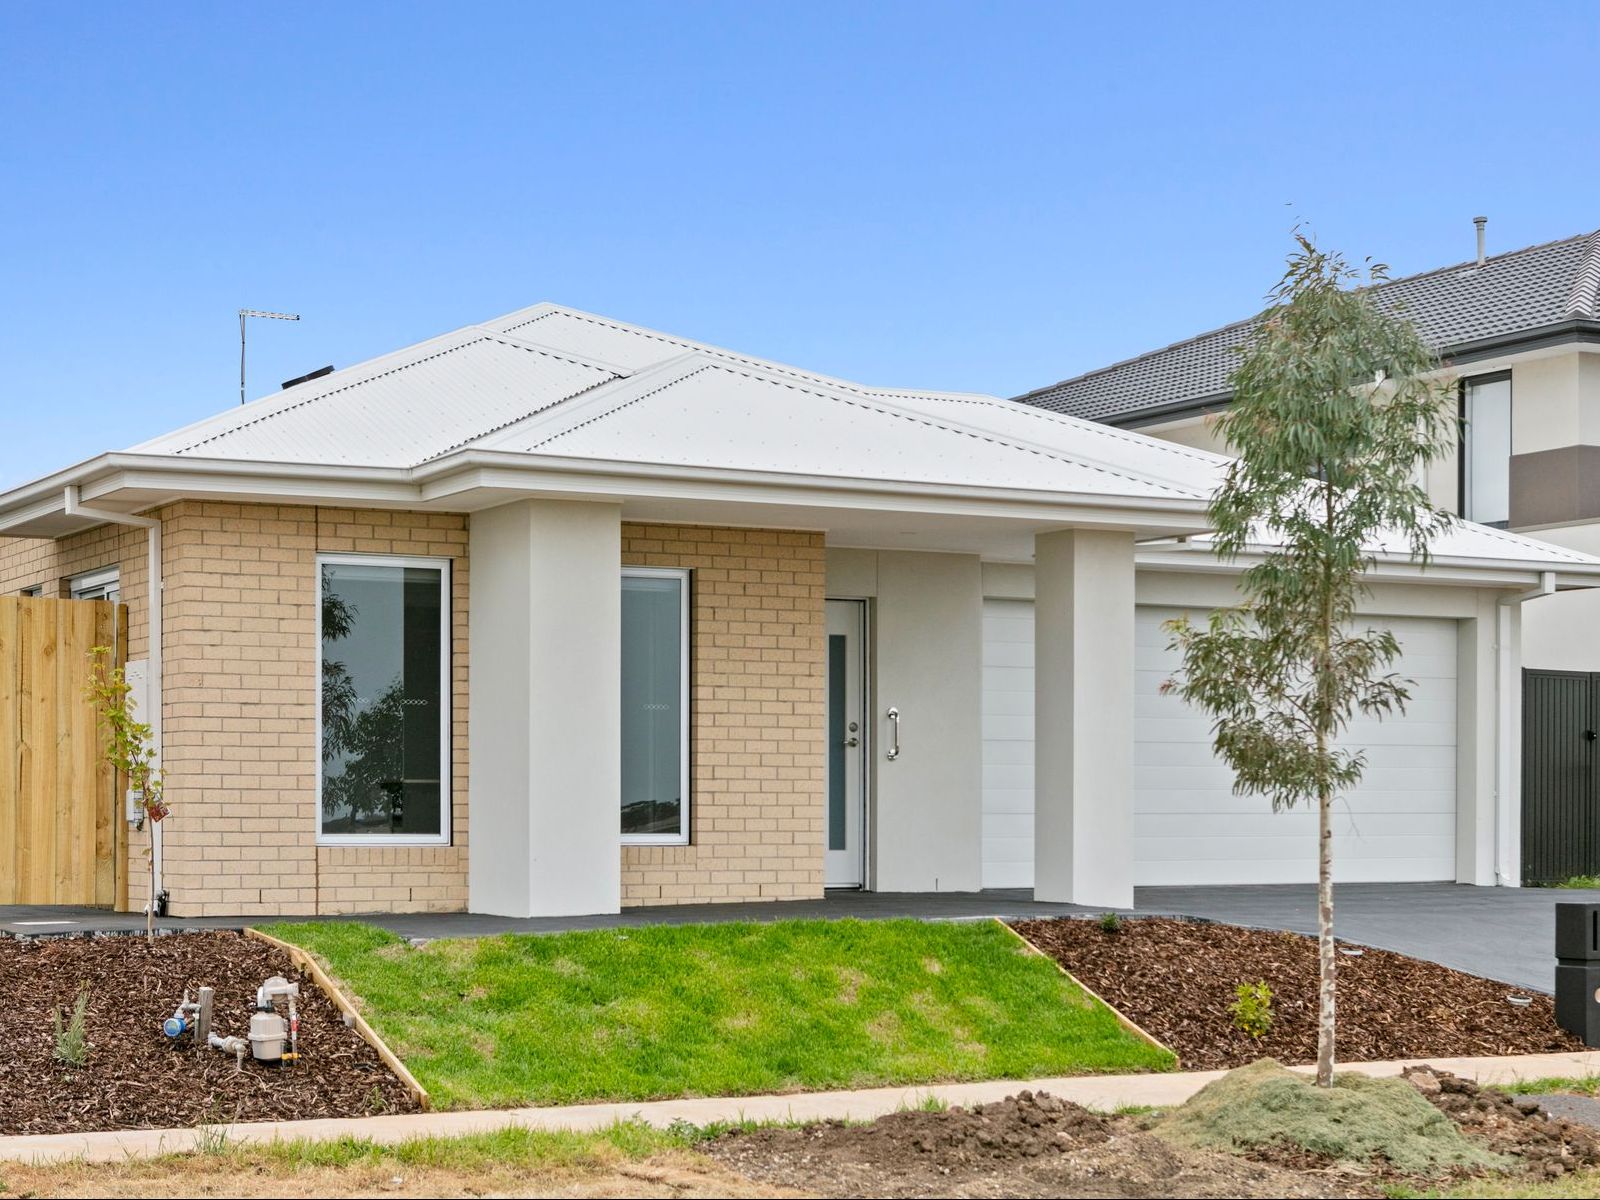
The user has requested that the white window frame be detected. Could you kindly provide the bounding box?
[1460,371,1512,527]
[315,552,452,848]
[620,566,692,846]
[68,566,119,601]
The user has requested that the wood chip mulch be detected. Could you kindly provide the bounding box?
[0,930,419,1135]
[1010,917,1586,1071]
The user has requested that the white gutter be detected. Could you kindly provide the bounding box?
[1495,570,1555,886]
[63,486,163,907]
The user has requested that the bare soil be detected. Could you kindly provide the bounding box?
[1404,1065,1600,1180]
[706,1090,1374,1198]
[1011,916,1583,1070]
[0,931,418,1134]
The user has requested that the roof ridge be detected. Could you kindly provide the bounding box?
[1565,230,1600,318]
[1016,228,1600,405]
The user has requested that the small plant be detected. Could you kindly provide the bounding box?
[53,988,90,1067]
[1097,911,1123,935]
[86,646,168,943]
[1230,980,1274,1040]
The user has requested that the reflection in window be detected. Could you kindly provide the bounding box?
[319,558,447,842]
[1462,375,1511,527]
[621,570,688,842]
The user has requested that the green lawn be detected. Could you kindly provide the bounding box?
[262,918,1174,1109]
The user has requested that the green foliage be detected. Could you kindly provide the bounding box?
[85,646,166,825]
[261,918,1173,1109]
[1097,911,1123,935]
[1229,980,1274,1039]
[1531,875,1600,890]
[52,988,90,1067]
[1163,235,1456,812]
[1157,1059,1503,1176]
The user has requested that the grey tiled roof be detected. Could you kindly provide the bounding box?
[1015,230,1600,423]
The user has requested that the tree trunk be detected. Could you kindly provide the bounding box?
[146,826,156,945]
[1315,785,1336,1086]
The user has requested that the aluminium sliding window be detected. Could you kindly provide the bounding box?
[1460,372,1512,527]
[621,567,690,845]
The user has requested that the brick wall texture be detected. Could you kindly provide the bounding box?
[621,523,827,905]
[0,507,827,915]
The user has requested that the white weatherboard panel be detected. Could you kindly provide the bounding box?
[981,599,1035,888]
[977,602,1459,888]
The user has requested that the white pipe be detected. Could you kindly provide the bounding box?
[1494,570,1555,885]
[63,486,163,905]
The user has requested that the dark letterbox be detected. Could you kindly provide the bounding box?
[1555,902,1600,1046]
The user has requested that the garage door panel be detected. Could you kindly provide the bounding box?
[982,598,1459,888]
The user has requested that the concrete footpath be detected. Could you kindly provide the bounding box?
[4,1050,1600,1165]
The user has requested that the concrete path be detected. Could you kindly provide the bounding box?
[3,1050,1598,1165]
[6,881,1596,992]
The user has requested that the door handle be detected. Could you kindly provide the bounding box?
[845,735,860,747]
[886,706,900,760]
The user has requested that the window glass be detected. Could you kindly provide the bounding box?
[319,559,446,840]
[621,571,687,840]
[1463,376,1511,526]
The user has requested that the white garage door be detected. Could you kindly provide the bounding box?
[978,601,1459,888]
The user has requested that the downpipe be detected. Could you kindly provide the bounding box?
[62,486,164,906]
[1495,571,1555,886]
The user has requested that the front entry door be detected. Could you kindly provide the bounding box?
[826,600,866,887]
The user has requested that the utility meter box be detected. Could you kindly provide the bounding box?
[1555,902,1600,1046]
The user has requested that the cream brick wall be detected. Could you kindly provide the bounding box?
[2,509,826,915]
[621,524,827,906]
[157,502,470,917]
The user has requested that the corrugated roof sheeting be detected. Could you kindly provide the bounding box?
[1018,231,1600,422]
[134,333,618,466]
[491,360,1208,498]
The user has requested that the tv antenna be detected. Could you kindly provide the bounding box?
[238,309,300,405]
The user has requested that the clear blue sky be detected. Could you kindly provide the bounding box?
[3,2,1598,489]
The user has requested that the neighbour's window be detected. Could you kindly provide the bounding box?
[68,567,119,601]
[1461,373,1512,527]
[317,555,450,845]
[18,584,43,597]
[621,568,690,844]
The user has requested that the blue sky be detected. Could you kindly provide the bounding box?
[2,2,1597,488]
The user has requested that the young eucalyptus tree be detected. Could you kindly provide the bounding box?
[1163,235,1457,1086]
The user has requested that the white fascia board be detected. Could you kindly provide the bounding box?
[0,448,1218,540]
[1135,546,1600,589]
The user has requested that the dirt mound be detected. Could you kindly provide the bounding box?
[1404,1066,1600,1180]
[1157,1059,1501,1175]
[0,931,417,1134]
[707,1089,1369,1198]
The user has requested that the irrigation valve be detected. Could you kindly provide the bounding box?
[161,975,301,1069]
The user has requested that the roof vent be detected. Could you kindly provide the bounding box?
[1474,216,1488,266]
[281,365,334,390]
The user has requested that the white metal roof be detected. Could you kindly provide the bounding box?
[124,302,1230,502]
[4,300,1597,581]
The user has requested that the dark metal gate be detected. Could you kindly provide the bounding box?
[1523,669,1600,884]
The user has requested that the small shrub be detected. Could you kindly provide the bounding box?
[1097,912,1123,935]
[53,988,90,1067]
[1230,980,1273,1040]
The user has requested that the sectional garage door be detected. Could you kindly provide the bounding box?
[979,600,1460,888]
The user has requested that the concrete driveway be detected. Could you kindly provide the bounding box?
[1136,881,1600,994]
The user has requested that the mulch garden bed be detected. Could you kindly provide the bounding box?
[1010,916,1585,1070]
[0,930,419,1135]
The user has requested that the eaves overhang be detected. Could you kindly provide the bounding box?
[0,449,1219,542]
